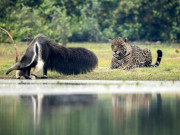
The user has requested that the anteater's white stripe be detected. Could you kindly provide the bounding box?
[26,42,38,67]
[31,42,44,75]
[36,42,44,70]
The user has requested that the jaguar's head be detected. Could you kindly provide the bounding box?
[109,37,129,58]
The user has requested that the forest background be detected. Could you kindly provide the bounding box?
[0,0,180,45]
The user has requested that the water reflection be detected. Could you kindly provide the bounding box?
[21,94,97,129]
[0,94,180,135]
[112,94,153,122]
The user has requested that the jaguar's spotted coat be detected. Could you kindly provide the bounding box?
[110,37,162,70]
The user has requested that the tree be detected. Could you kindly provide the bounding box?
[1,0,180,43]
[50,5,71,46]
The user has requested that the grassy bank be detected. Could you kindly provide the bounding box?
[0,42,179,80]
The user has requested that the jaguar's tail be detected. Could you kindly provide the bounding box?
[151,50,163,67]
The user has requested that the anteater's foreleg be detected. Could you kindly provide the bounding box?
[41,64,48,79]
[30,60,44,79]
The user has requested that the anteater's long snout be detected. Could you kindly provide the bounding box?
[6,63,20,75]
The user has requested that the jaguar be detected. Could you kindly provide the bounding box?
[110,37,162,70]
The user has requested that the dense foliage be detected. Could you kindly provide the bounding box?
[0,0,180,44]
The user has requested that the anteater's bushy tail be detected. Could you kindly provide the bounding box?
[151,50,163,67]
[47,41,98,75]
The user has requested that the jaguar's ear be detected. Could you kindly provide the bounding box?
[109,39,112,43]
[123,37,128,42]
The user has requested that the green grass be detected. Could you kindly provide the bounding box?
[0,42,179,80]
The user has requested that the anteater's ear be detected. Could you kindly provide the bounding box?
[123,37,128,42]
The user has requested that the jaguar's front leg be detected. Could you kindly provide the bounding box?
[110,58,124,69]
[118,63,133,70]
[111,62,120,69]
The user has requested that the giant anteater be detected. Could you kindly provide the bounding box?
[6,34,98,79]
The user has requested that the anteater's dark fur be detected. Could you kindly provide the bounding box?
[38,35,98,74]
[6,34,98,78]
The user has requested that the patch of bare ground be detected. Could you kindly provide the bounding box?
[164,69,171,71]
[172,68,180,72]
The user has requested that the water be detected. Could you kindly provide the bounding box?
[0,80,180,135]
